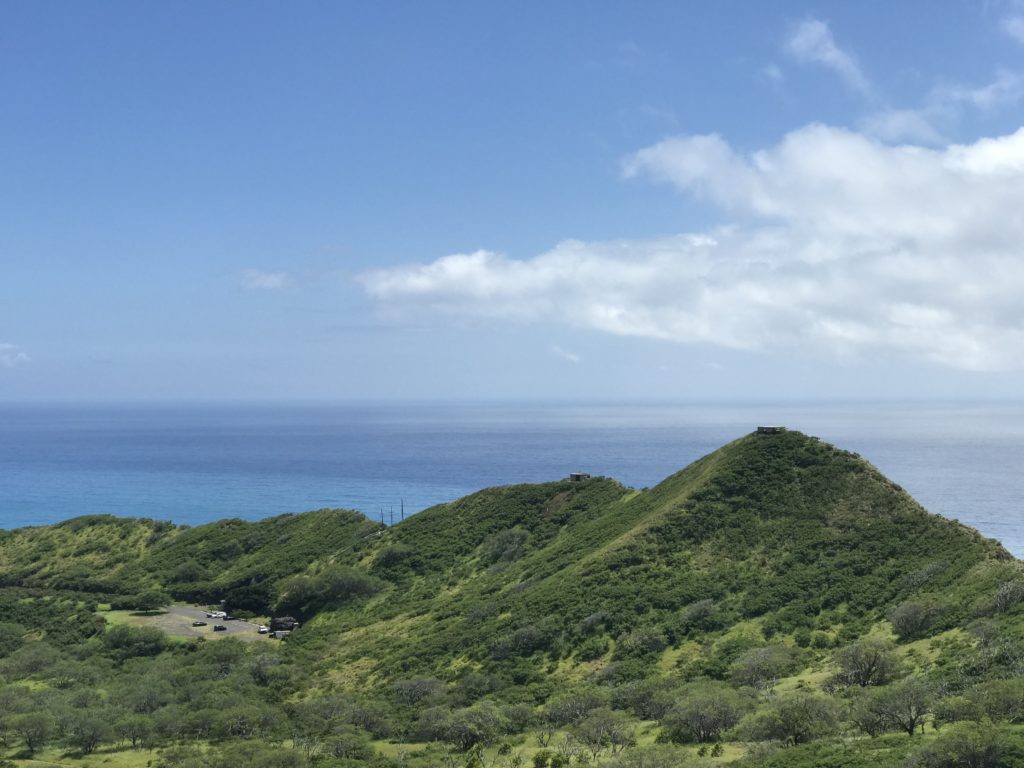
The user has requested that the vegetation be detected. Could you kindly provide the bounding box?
[1,430,1023,766]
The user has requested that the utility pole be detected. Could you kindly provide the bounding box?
[401,499,404,522]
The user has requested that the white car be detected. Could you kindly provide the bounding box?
[257,625,269,634]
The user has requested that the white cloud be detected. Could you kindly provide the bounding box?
[1003,14,1024,44]
[858,72,1024,146]
[860,109,945,145]
[784,19,869,93]
[933,70,1024,111]
[361,125,1024,372]
[551,345,582,364]
[241,269,290,290]
[0,343,29,368]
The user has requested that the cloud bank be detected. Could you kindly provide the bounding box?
[360,125,1024,371]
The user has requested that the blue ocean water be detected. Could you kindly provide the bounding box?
[1,402,1022,558]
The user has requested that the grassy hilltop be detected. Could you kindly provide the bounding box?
[1,430,1024,767]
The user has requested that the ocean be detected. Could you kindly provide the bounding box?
[1,402,1022,558]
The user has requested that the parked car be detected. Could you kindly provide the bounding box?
[213,624,227,632]
[192,620,207,627]
[257,625,269,634]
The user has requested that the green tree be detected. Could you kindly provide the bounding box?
[968,678,1024,723]
[323,724,374,760]
[855,678,932,737]
[571,708,634,759]
[446,702,508,750]
[891,601,935,642]
[131,588,171,613]
[737,692,838,746]
[833,637,901,687]
[115,714,153,749]
[660,682,750,743]
[67,713,113,754]
[12,712,52,755]
[729,646,799,690]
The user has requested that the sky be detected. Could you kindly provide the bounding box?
[4,1,1024,402]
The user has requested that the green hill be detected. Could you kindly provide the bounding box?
[1,429,1023,768]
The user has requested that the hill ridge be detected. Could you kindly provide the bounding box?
[2,430,1024,766]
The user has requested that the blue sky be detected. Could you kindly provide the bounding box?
[4,1,1024,401]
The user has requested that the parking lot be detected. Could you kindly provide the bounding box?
[106,604,269,642]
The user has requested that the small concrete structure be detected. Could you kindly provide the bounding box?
[756,426,786,435]
[568,472,592,482]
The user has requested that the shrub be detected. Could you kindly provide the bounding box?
[660,682,750,743]
[729,646,799,689]
[371,545,416,572]
[933,696,982,729]
[390,677,444,707]
[274,566,381,618]
[906,723,1022,768]
[853,678,933,737]
[575,635,609,661]
[101,624,168,660]
[614,629,667,660]
[545,688,611,727]
[968,678,1024,723]
[735,692,839,746]
[611,678,678,720]
[891,601,936,642]
[994,580,1024,614]
[482,529,531,564]
[576,612,609,636]
[679,599,722,633]
[831,638,902,687]
[571,708,635,760]
[444,702,509,750]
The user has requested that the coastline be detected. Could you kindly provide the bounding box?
[1,401,1022,558]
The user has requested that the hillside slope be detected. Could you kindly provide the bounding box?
[288,430,1014,690]
[2,429,1023,768]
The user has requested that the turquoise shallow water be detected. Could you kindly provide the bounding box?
[1,402,1022,558]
